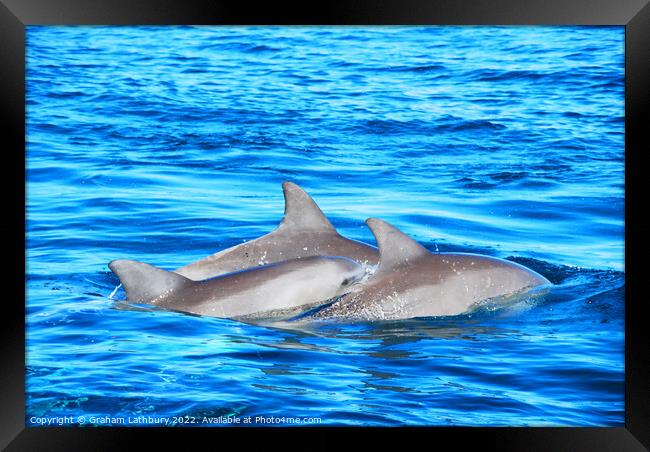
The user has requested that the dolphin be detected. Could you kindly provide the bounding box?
[109,255,366,320]
[174,182,379,281]
[311,218,551,321]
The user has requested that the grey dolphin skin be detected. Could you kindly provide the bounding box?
[174,182,378,281]
[312,218,551,321]
[109,256,365,319]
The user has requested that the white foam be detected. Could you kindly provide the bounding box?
[108,284,122,299]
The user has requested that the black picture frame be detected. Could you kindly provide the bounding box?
[3,1,648,449]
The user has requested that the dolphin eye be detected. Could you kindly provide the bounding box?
[341,278,350,286]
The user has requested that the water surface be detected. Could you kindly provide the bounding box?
[26,26,624,426]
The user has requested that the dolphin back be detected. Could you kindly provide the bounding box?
[109,259,192,303]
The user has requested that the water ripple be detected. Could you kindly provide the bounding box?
[26,25,624,427]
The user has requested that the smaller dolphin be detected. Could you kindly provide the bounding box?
[312,218,551,321]
[109,255,365,320]
[174,182,378,281]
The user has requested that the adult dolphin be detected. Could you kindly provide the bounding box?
[174,182,378,280]
[312,218,550,321]
[109,255,365,320]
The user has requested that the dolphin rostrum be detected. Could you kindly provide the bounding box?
[174,182,379,281]
[311,218,551,321]
[109,255,366,320]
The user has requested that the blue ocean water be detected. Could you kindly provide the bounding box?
[25,26,624,427]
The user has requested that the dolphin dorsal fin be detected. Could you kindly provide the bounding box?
[108,259,192,303]
[278,182,335,232]
[365,218,430,273]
